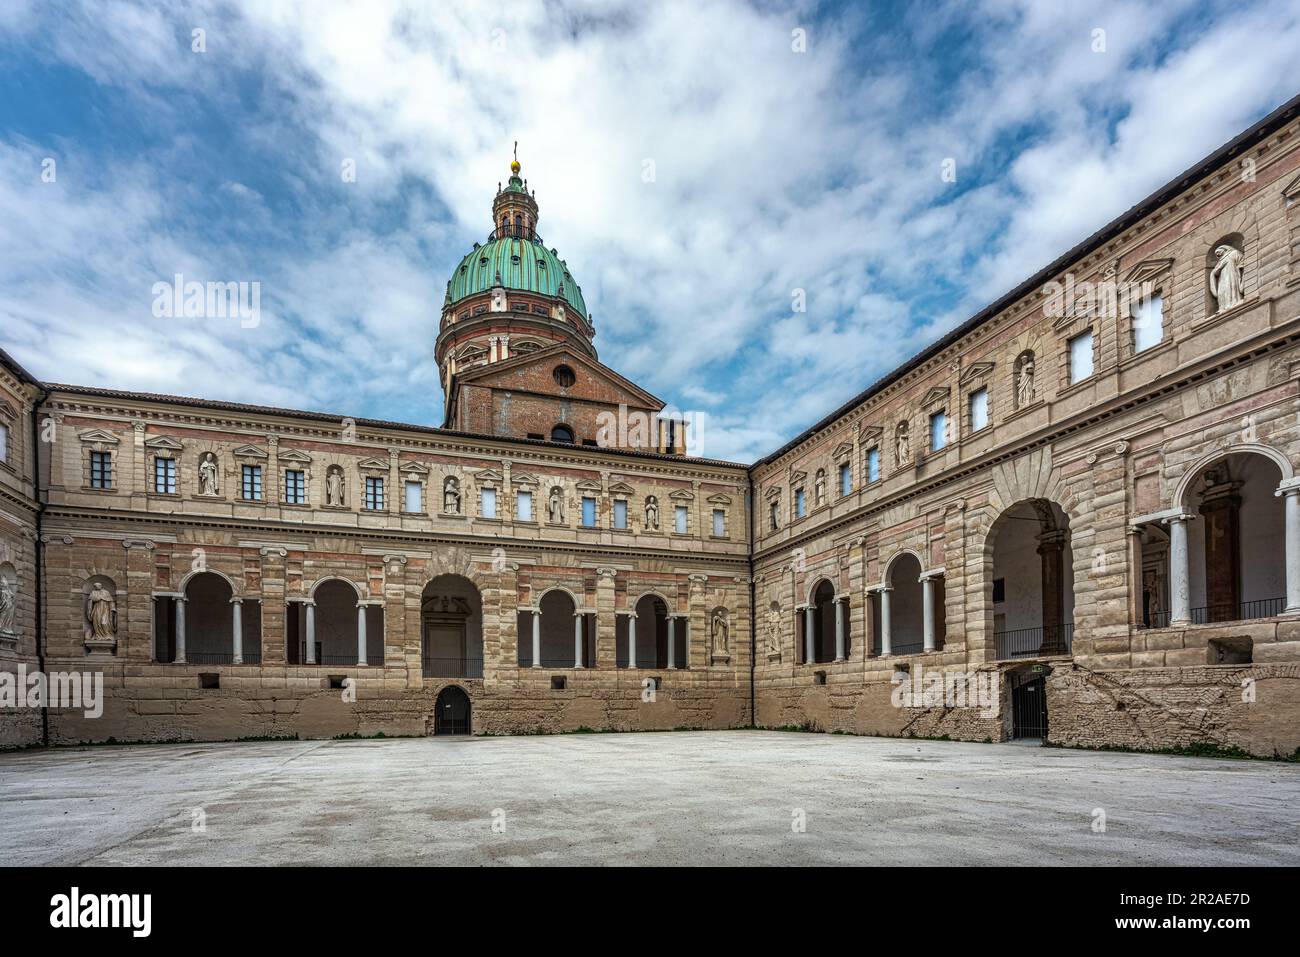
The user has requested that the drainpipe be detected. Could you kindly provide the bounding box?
[747,469,756,728]
[30,385,49,746]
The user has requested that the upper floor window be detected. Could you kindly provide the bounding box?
[866,447,880,484]
[1069,330,1094,383]
[613,499,628,529]
[363,475,384,510]
[517,489,533,521]
[553,365,576,388]
[929,411,947,452]
[769,500,779,531]
[286,469,306,505]
[241,464,264,501]
[90,451,113,489]
[969,387,989,432]
[794,488,806,518]
[153,457,176,494]
[1132,295,1164,354]
[674,504,688,533]
[0,423,8,463]
[712,508,725,537]
[839,462,852,496]
[551,424,575,444]
[481,487,498,519]
[403,479,422,513]
[582,496,598,528]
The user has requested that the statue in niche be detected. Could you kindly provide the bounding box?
[0,574,15,634]
[764,602,781,656]
[326,467,345,506]
[443,476,462,514]
[198,452,220,496]
[895,423,911,466]
[548,486,565,523]
[814,470,826,507]
[86,581,117,641]
[1210,244,1245,313]
[710,609,730,657]
[644,495,660,530]
[1017,354,1035,408]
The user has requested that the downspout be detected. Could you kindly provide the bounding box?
[30,385,48,746]
[747,468,756,728]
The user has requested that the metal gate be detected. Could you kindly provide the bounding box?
[1012,675,1048,740]
[434,686,472,736]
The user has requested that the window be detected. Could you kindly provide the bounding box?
[839,462,852,496]
[153,457,176,494]
[969,388,989,432]
[929,411,947,452]
[582,496,597,528]
[675,505,688,534]
[517,490,533,521]
[364,476,384,510]
[242,465,264,501]
[866,447,880,484]
[285,469,306,505]
[1132,295,1164,354]
[712,509,725,537]
[481,487,498,519]
[0,423,8,462]
[770,501,779,531]
[404,480,422,513]
[1069,330,1094,383]
[613,499,628,529]
[795,489,806,518]
[90,451,112,489]
[551,424,575,443]
[553,365,576,387]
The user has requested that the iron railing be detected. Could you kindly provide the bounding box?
[422,657,485,679]
[1142,596,1285,629]
[993,623,1074,660]
[184,651,263,665]
[487,226,545,244]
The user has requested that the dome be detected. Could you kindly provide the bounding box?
[446,235,588,316]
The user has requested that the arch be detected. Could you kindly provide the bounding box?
[881,547,925,588]
[631,588,676,614]
[984,498,1074,660]
[1172,442,1293,510]
[883,552,924,655]
[311,578,381,665]
[177,566,241,597]
[182,570,234,664]
[550,423,575,444]
[622,593,678,669]
[518,588,587,668]
[808,579,837,664]
[433,685,472,736]
[308,575,365,600]
[421,575,483,679]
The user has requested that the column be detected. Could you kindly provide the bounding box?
[1037,530,1067,653]
[1280,486,1300,613]
[531,610,541,668]
[667,616,676,669]
[231,598,244,665]
[879,587,893,656]
[834,598,845,661]
[628,614,638,669]
[356,604,368,666]
[175,596,187,664]
[573,613,584,668]
[921,575,936,653]
[803,606,815,664]
[305,601,317,664]
[1167,514,1192,626]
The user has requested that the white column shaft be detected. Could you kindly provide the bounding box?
[1285,491,1300,612]
[175,598,187,664]
[1169,517,1191,625]
[804,607,815,663]
[880,590,892,656]
[574,614,584,668]
[231,600,243,665]
[356,604,368,666]
[667,617,676,669]
[922,577,936,652]
[834,599,845,661]
[531,611,541,668]
[628,615,638,669]
[305,603,316,664]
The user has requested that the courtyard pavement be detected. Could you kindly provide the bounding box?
[1,730,1297,866]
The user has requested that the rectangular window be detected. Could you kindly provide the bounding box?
[481,487,497,518]
[969,387,989,432]
[795,489,806,518]
[364,476,383,510]
[153,457,176,494]
[866,447,880,484]
[613,499,628,529]
[89,451,112,489]
[285,469,306,505]
[403,479,422,513]
[839,462,852,496]
[675,504,688,533]
[517,489,533,521]
[582,496,597,528]
[242,464,264,501]
[1132,295,1164,354]
[712,508,725,537]
[770,501,779,531]
[1069,330,1094,383]
[929,411,947,451]
[0,423,8,462]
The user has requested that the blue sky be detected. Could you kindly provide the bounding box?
[2,0,1299,462]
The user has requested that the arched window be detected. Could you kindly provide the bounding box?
[987,500,1072,658]
[421,575,483,678]
[517,589,590,668]
[550,424,575,444]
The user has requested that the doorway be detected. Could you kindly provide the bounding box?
[434,685,472,736]
[1012,674,1048,740]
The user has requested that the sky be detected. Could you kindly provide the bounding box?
[1,0,1299,463]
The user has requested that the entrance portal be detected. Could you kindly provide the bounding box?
[434,686,472,736]
[1011,674,1048,740]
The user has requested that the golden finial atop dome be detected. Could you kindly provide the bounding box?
[511,140,521,175]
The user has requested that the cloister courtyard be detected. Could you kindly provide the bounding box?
[1,731,1297,866]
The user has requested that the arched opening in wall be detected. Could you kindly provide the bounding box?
[640,594,680,669]
[434,685,472,736]
[518,589,589,668]
[1136,524,1171,628]
[550,424,575,444]
[810,580,837,663]
[1183,452,1285,623]
[312,580,382,665]
[422,575,483,678]
[184,572,234,664]
[882,553,924,655]
[987,499,1074,659]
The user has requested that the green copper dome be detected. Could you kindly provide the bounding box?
[446,236,588,317]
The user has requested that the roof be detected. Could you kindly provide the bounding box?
[0,346,40,387]
[755,90,1300,468]
[451,342,665,410]
[447,235,588,316]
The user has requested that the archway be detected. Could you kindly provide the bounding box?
[517,589,590,668]
[421,575,483,678]
[986,499,1074,659]
[434,685,472,736]
[882,553,924,655]
[184,571,234,664]
[809,579,837,663]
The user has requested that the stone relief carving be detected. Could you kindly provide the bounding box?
[1016,351,1035,408]
[644,495,660,530]
[1210,243,1245,313]
[443,476,462,514]
[814,469,826,508]
[86,580,117,641]
[326,466,345,506]
[710,607,730,658]
[764,600,781,656]
[548,486,565,523]
[895,422,911,466]
[198,451,220,496]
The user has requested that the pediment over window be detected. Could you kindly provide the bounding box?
[960,362,995,384]
[921,386,949,407]
[1124,258,1174,286]
[512,471,540,486]
[0,399,16,420]
[607,481,636,495]
[232,444,269,460]
[765,485,782,500]
[78,428,120,445]
[668,488,694,501]
[474,468,503,484]
[857,425,882,443]
[398,460,429,475]
[706,493,732,505]
[278,448,313,464]
[355,457,389,472]
[574,479,602,493]
[832,442,853,460]
[144,435,184,451]
[1284,173,1300,205]
[789,470,807,485]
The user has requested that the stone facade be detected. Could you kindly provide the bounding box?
[4,100,1300,755]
